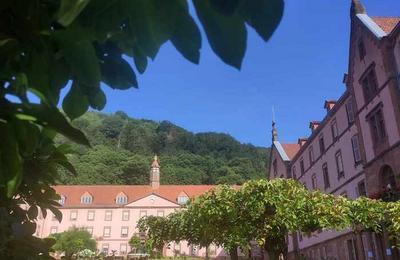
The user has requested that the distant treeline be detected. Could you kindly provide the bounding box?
[57,111,270,185]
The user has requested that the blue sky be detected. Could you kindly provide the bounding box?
[99,0,400,148]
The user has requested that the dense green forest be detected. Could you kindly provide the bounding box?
[57,112,270,185]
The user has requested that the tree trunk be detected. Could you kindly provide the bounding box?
[229,247,239,260]
[205,245,210,260]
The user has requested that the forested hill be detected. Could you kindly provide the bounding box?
[57,111,270,185]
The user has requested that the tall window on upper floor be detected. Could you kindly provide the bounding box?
[346,100,355,124]
[358,40,366,60]
[300,159,305,175]
[361,66,378,103]
[322,163,330,190]
[80,194,92,204]
[311,174,317,190]
[105,210,112,221]
[351,134,362,164]
[319,135,325,155]
[308,147,314,166]
[335,150,345,179]
[272,159,277,176]
[367,106,386,146]
[331,119,339,142]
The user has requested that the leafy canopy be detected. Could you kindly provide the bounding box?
[51,227,97,259]
[0,0,283,258]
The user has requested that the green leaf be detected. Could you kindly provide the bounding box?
[239,0,284,42]
[55,27,100,88]
[57,0,91,27]
[88,88,106,110]
[62,81,89,119]
[132,45,148,74]
[171,3,202,64]
[0,121,23,198]
[101,56,137,89]
[194,0,247,69]
[14,104,90,146]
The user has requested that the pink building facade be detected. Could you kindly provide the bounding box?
[35,157,228,258]
[269,1,400,259]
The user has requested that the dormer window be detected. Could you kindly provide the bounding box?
[116,195,127,205]
[80,193,93,204]
[58,195,66,206]
[177,196,189,205]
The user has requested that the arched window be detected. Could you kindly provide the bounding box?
[116,195,127,205]
[80,194,93,204]
[381,165,396,189]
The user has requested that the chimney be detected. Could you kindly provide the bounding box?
[324,100,336,113]
[309,121,321,132]
[298,138,307,147]
[351,0,366,18]
[150,155,160,189]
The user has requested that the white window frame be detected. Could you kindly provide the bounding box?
[351,134,362,163]
[87,210,95,221]
[121,226,129,237]
[103,226,111,237]
[122,210,130,221]
[70,210,78,221]
[105,210,112,221]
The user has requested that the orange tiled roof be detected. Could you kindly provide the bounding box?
[372,17,400,34]
[54,185,217,207]
[281,143,300,160]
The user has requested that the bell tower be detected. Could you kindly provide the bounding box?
[150,155,160,189]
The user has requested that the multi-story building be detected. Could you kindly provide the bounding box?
[269,1,400,259]
[35,156,227,258]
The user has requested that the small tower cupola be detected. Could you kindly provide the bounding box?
[272,121,278,142]
[150,155,160,189]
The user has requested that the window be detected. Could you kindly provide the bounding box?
[52,213,57,221]
[140,210,147,218]
[120,243,128,255]
[102,244,109,254]
[177,196,189,205]
[121,226,129,237]
[331,119,339,141]
[322,163,330,189]
[361,67,378,102]
[70,210,78,221]
[105,210,112,221]
[50,226,58,235]
[80,194,93,204]
[116,195,127,205]
[300,159,305,175]
[157,210,165,217]
[298,232,303,242]
[357,181,367,197]
[87,210,95,221]
[308,147,314,166]
[273,159,277,176]
[335,151,345,179]
[319,135,325,155]
[346,100,355,124]
[311,174,317,190]
[292,166,297,179]
[103,226,111,237]
[368,107,386,145]
[351,134,362,163]
[59,195,66,206]
[358,40,366,60]
[122,210,130,221]
[86,226,93,236]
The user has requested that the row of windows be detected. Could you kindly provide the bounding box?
[102,243,128,255]
[64,209,165,222]
[294,134,361,181]
[50,226,131,238]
